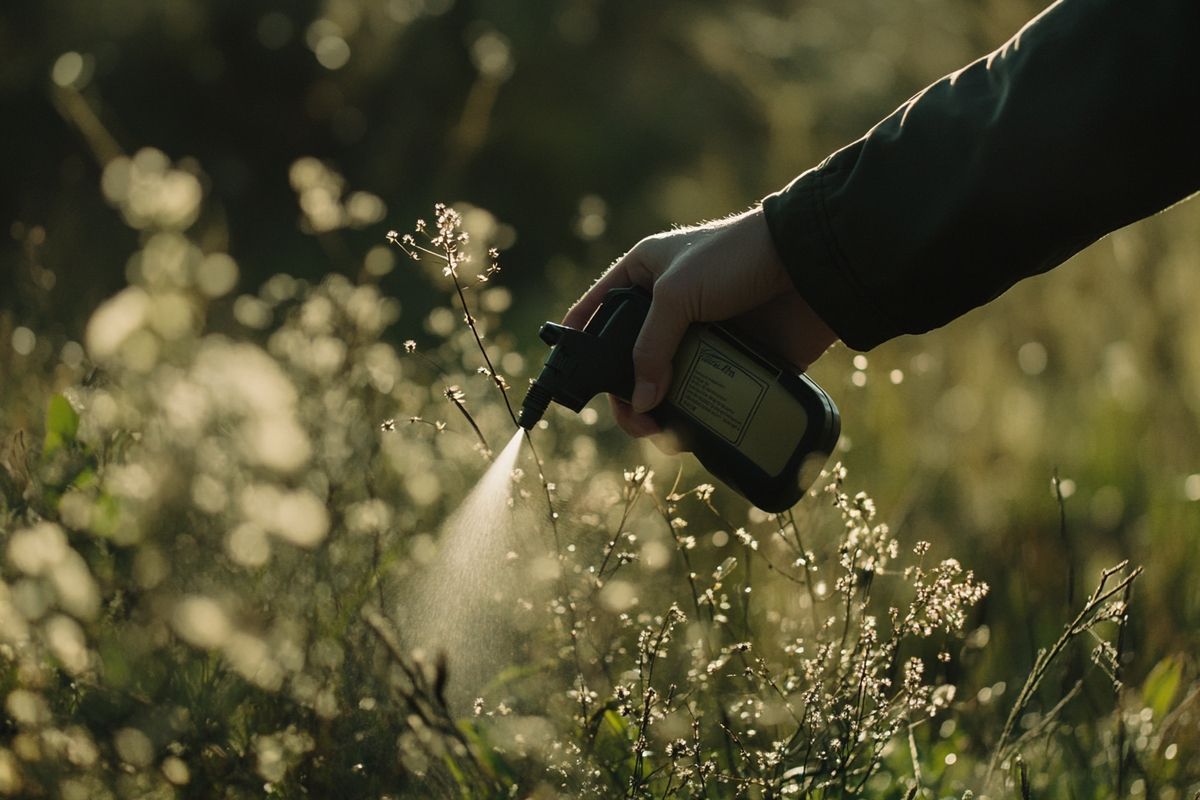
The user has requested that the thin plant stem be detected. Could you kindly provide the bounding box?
[987,561,1142,782]
[596,470,651,582]
[785,509,823,633]
[1114,576,1134,795]
[443,386,490,454]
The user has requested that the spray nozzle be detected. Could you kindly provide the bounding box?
[517,287,651,430]
[517,379,554,430]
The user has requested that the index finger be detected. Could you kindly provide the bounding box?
[561,258,634,330]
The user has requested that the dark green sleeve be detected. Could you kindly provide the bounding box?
[762,0,1200,351]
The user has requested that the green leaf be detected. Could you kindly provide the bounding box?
[592,708,638,775]
[602,709,630,740]
[88,493,121,538]
[442,753,469,791]
[454,719,518,785]
[1141,655,1183,719]
[44,394,80,456]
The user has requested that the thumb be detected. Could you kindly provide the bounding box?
[631,288,691,413]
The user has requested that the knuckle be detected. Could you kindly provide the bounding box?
[627,235,661,264]
[651,272,680,299]
[648,278,688,318]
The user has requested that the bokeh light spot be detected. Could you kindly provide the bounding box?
[10,327,35,356]
[599,580,637,612]
[172,595,231,649]
[85,286,149,360]
[315,35,351,70]
[1184,473,1200,501]
[51,52,87,88]
[197,253,239,298]
[113,728,154,768]
[1018,341,1048,376]
[227,524,272,568]
[363,245,395,277]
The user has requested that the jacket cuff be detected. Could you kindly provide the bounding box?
[762,166,899,351]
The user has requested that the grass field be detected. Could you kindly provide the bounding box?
[3,1,1200,796]
[2,190,1199,798]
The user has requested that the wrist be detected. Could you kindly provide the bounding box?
[732,206,794,298]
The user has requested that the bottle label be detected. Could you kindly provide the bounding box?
[672,337,769,446]
[669,328,810,477]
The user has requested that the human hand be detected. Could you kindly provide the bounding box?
[562,207,838,441]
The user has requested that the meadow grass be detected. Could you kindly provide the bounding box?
[0,165,1198,798]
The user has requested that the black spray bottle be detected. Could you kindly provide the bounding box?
[517,286,840,512]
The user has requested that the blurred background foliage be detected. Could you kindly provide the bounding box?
[3,0,1200,795]
[4,0,1046,332]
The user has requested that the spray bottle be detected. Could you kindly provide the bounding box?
[517,286,840,512]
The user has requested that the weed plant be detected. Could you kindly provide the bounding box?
[0,155,1197,798]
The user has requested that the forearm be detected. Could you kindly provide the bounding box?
[764,0,1200,350]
